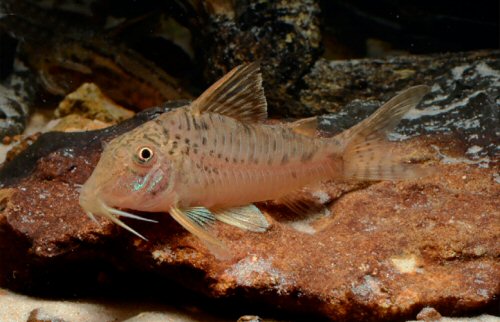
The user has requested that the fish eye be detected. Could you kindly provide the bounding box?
[135,146,154,164]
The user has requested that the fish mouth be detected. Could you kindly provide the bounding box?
[79,192,157,241]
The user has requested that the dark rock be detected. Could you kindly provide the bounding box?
[0,61,498,321]
[303,51,500,158]
[0,31,16,79]
[301,51,499,113]
[0,84,29,137]
[192,0,322,116]
[0,70,37,137]
[0,0,192,110]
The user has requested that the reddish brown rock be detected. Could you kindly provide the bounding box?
[0,113,498,321]
[0,50,498,320]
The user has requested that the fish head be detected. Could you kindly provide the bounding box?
[79,127,174,219]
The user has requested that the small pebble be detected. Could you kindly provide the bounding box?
[416,307,442,321]
[237,315,262,322]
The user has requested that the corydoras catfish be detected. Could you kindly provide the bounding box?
[79,63,430,256]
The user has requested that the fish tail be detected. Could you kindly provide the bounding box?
[335,85,431,181]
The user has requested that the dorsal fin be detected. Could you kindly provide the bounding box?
[190,62,268,122]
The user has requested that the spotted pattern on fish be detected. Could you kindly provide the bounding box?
[79,62,430,250]
[147,109,331,208]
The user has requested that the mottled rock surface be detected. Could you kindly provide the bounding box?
[305,51,500,160]
[300,50,499,117]
[193,0,322,115]
[0,71,36,137]
[0,52,498,321]
[0,0,191,111]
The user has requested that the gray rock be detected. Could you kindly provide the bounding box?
[0,69,36,137]
[301,51,500,157]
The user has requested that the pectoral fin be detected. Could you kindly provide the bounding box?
[213,204,270,232]
[169,206,230,259]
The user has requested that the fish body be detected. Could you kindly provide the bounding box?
[103,108,336,211]
[79,63,430,255]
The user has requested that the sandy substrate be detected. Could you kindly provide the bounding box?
[0,287,220,322]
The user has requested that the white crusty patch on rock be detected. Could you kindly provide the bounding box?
[225,256,293,293]
[451,64,469,80]
[288,221,317,235]
[403,91,483,120]
[431,145,491,168]
[466,145,483,155]
[390,254,422,274]
[287,206,331,235]
[312,190,331,204]
[351,275,392,308]
[475,62,500,85]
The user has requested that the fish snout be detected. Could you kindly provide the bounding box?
[78,183,102,215]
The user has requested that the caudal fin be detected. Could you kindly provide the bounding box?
[337,85,431,181]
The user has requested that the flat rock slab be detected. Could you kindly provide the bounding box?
[0,51,499,321]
